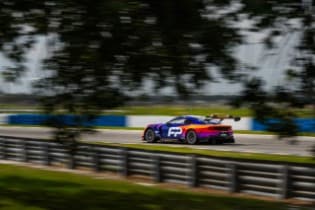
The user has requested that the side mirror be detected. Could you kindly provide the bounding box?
[234,117,241,122]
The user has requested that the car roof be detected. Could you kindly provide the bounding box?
[183,115,202,119]
[179,115,204,122]
[175,115,221,124]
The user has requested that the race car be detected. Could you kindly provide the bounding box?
[142,115,240,145]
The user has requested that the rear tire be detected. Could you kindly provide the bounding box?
[144,128,157,143]
[186,130,198,145]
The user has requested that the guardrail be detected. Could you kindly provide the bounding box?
[0,135,314,201]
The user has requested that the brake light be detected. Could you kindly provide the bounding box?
[209,126,231,131]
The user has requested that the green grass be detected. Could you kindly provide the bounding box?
[0,104,41,113]
[3,124,315,137]
[95,143,315,165]
[95,127,315,137]
[0,104,314,117]
[0,164,308,210]
[234,130,315,137]
[96,127,315,137]
[110,105,253,116]
[0,104,39,109]
[108,105,315,117]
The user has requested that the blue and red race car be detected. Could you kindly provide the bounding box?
[143,115,240,145]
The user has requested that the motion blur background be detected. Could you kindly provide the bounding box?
[0,1,314,210]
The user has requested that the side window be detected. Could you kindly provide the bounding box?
[184,119,192,125]
[167,117,186,125]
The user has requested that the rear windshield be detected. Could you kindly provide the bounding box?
[195,116,222,125]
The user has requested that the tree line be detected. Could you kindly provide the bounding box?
[0,0,314,142]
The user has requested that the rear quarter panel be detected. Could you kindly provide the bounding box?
[181,124,233,139]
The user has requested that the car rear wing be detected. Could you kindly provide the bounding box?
[205,114,241,122]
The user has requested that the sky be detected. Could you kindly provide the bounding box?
[0,36,48,94]
[203,26,300,95]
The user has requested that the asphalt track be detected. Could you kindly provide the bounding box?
[0,126,314,156]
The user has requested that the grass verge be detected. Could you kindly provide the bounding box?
[234,130,315,137]
[110,105,314,117]
[3,124,315,137]
[3,104,314,117]
[0,164,309,210]
[96,126,315,137]
[111,105,253,116]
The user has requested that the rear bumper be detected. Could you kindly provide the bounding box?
[199,136,235,143]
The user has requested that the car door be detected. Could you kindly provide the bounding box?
[161,117,186,139]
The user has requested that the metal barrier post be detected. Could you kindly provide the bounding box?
[93,147,101,172]
[22,140,28,162]
[120,148,128,177]
[1,138,7,160]
[228,163,239,193]
[280,165,290,199]
[189,155,198,187]
[43,143,51,166]
[68,153,76,169]
[153,154,161,183]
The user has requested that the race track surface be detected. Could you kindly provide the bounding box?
[0,126,314,156]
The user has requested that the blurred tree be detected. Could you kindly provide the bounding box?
[1,0,313,149]
[238,78,299,141]
[0,0,242,151]
[236,0,315,141]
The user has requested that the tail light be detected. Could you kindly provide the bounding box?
[208,126,231,131]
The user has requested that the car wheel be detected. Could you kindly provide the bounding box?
[144,128,157,143]
[186,130,198,145]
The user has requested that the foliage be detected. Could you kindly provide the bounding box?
[0,0,314,143]
[234,0,315,139]
[0,0,243,145]
[237,78,300,139]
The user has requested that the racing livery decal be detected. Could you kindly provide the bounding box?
[168,127,183,137]
[143,115,240,145]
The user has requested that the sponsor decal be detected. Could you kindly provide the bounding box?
[168,127,183,137]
